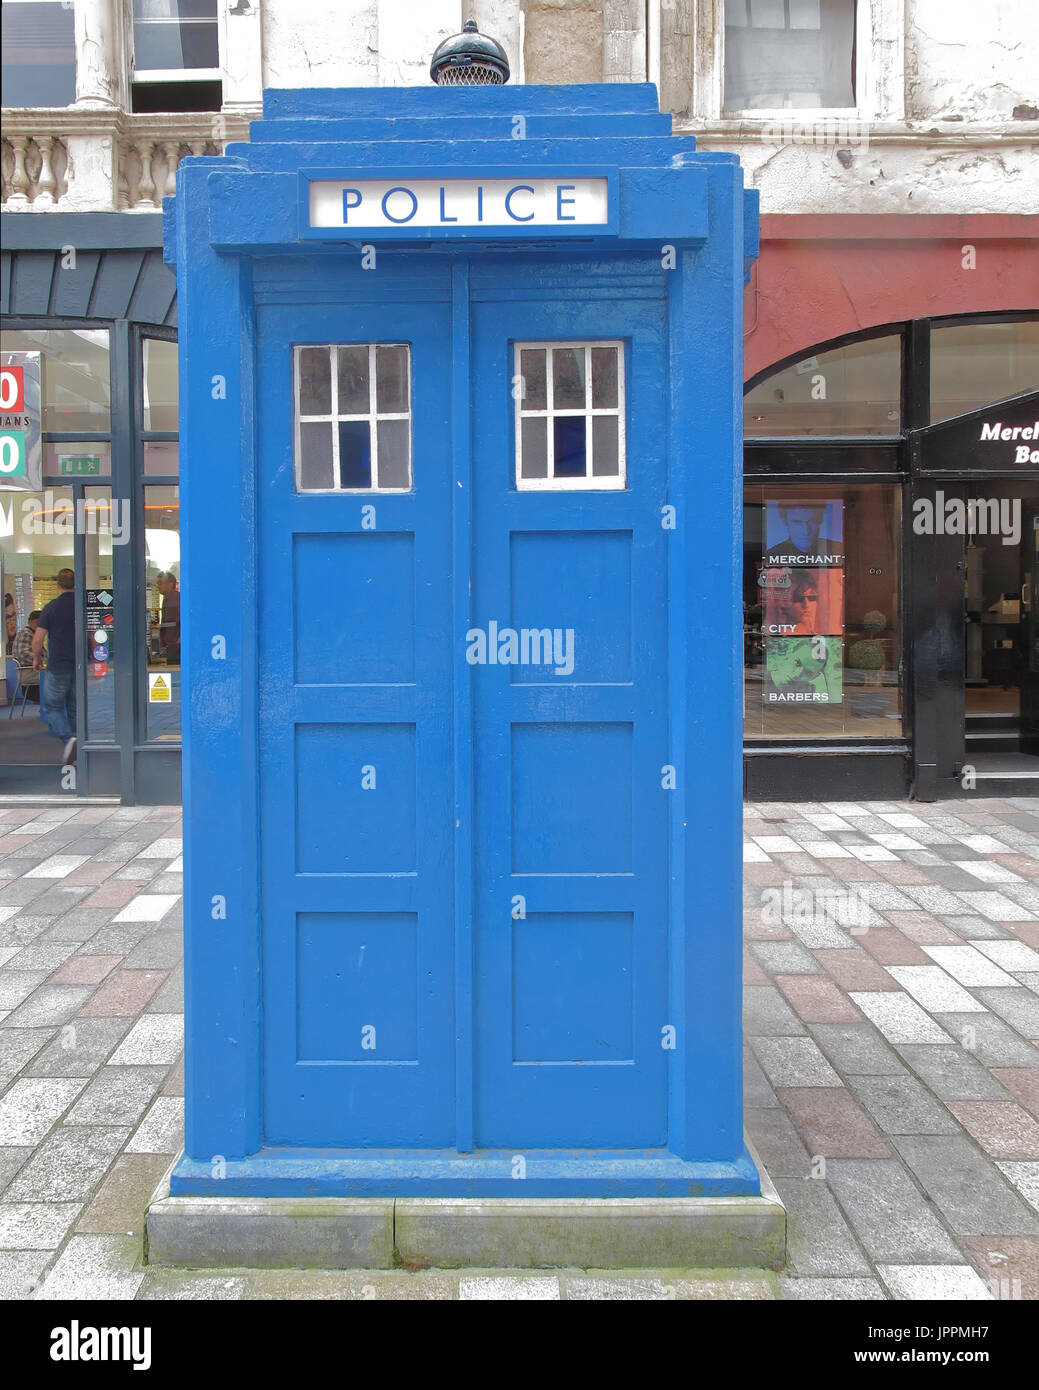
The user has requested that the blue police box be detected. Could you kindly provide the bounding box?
[162,80,761,1205]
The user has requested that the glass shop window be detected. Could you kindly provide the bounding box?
[724,0,857,111]
[930,320,1039,425]
[743,482,903,740]
[294,344,411,492]
[514,342,625,491]
[745,334,901,437]
[1,0,76,109]
[1,329,111,433]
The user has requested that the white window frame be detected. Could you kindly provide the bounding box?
[293,342,412,494]
[130,0,222,86]
[685,0,905,126]
[514,341,627,492]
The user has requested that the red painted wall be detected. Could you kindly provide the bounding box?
[745,215,1039,381]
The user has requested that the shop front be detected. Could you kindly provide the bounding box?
[743,313,1039,801]
[0,215,181,803]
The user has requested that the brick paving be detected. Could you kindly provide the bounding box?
[0,797,1038,1300]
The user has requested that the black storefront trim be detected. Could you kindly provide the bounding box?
[743,311,1039,803]
[2,220,180,803]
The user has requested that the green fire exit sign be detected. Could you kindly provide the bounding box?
[59,455,101,476]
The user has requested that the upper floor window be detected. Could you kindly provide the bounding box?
[1,0,75,109]
[723,0,856,111]
[930,321,1039,425]
[132,0,222,114]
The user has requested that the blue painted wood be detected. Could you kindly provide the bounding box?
[451,258,476,1155]
[165,82,759,1196]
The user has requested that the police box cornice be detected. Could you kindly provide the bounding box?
[160,83,758,266]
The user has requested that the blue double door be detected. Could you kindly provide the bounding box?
[258,263,670,1152]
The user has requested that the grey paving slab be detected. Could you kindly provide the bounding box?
[0,1146,31,1195]
[32,1233,144,1300]
[43,909,119,942]
[749,1037,842,1088]
[938,915,1015,941]
[24,1017,133,1077]
[773,1178,872,1277]
[744,1048,779,1108]
[845,1074,961,1136]
[123,929,183,971]
[6,1125,128,1201]
[3,941,79,972]
[825,1159,963,1263]
[895,1045,1015,1101]
[0,1250,52,1300]
[1,985,92,1029]
[780,1276,887,1300]
[933,1013,1039,1068]
[0,1201,83,1251]
[0,1028,54,1088]
[65,1066,168,1126]
[974,987,1039,1037]
[743,986,808,1037]
[807,1023,909,1077]
[748,941,823,975]
[893,1135,1039,1237]
[745,1106,813,1179]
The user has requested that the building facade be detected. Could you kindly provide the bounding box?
[2,0,1037,802]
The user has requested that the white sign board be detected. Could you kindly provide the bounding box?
[309,177,609,231]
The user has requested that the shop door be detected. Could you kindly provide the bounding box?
[470,295,670,1147]
[257,298,456,1146]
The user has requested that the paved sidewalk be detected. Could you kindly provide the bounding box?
[1,797,1038,1300]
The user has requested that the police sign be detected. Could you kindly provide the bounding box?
[308,175,609,232]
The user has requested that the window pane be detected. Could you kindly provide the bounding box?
[520,417,548,479]
[1,1,75,108]
[591,347,619,408]
[553,347,586,410]
[1,329,110,432]
[519,349,547,410]
[337,346,370,415]
[930,321,1039,424]
[591,416,619,476]
[84,487,116,742]
[298,347,331,416]
[375,345,408,414]
[745,335,901,437]
[143,440,179,477]
[143,338,179,431]
[377,419,410,489]
[299,423,333,490]
[133,19,220,71]
[743,483,903,739]
[724,0,855,110]
[42,442,112,480]
[145,487,181,741]
[553,416,586,477]
[339,420,372,488]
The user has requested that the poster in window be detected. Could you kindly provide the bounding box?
[765,636,844,705]
[762,566,844,636]
[764,500,844,567]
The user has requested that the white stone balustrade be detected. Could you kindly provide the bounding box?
[1,112,250,212]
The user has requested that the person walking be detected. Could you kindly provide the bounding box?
[32,569,77,764]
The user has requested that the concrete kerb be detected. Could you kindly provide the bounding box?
[144,1143,786,1272]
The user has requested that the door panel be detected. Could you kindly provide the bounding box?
[258,297,455,1146]
[470,295,670,1147]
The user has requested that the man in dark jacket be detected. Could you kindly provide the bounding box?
[32,569,77,764]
